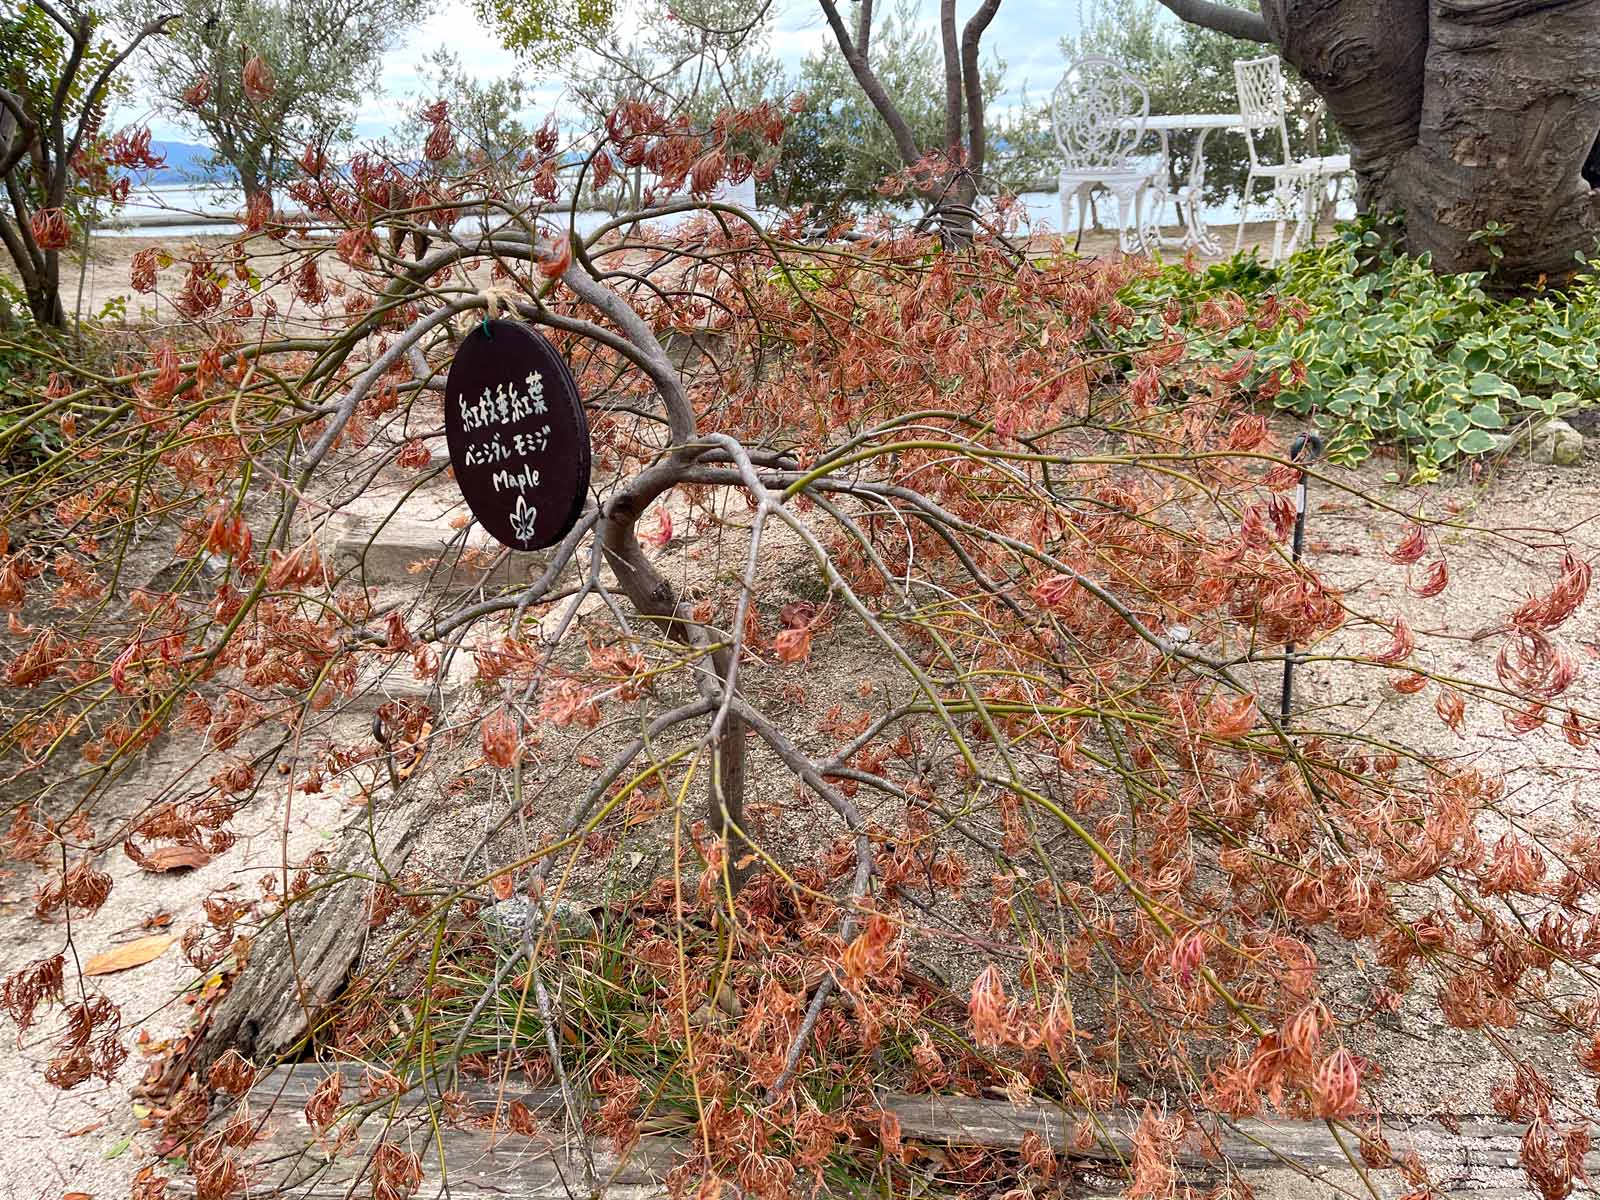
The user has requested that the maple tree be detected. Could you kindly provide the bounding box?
[0,80,1597,1200]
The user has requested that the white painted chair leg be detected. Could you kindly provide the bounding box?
[1268,179,1287,264]
[1110,183,1143,253]
[1301,173,1325,249]
[1073,185,1093,250]
[1269,175,1302,264]
[1285,172,1319,258]
[1235,172,1256,254]
[1138,180,1164,253]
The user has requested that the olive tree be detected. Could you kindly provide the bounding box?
[810,0,1008,222]
[774,0,1011,214]
[1158,0,1600,282]
[396,48,538,174]
[121,0,432,205]
[0,0,171,327]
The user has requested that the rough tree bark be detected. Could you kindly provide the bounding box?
[1162,0,1600,282]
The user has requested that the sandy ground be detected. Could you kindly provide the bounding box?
[0,737,357,1199]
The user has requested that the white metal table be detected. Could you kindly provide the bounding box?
[1120,113,1245,256]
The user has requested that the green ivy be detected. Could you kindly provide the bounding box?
[1122,219,1600,476]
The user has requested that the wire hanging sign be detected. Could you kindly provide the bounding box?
[443,315,591,553]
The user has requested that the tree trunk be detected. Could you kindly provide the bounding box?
[1259,0,1600,282]
[28,274,66,327]
[939,0,964,162]
[15,238,66,327]
[238,170,266,209]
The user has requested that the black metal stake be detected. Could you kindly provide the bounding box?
[1280,432,1323,723]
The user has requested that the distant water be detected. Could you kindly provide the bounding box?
[101,180,753,239]
[102,183,635,239]
[101,180,1355,242]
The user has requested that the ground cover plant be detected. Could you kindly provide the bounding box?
[0,92,1598,1200]
[1123,221,1600,475]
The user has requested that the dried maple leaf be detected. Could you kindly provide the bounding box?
[84,935,174,977]
[140,846,212,873]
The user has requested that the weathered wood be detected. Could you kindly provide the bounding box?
[179,1066,1594,1199]
[181,1126,679,1198]
[170,1065,670,1198]
[232,1062,562,1115]
[183,792,436,1076]
[883,1092,1600,1180]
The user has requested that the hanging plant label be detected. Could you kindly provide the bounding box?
[444,318,590,552]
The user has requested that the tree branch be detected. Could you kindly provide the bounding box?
[62,14,181,197]
[854,0,872,63]
[1153,0,1272,42]
[939,0,963,159]
[960,0,1002,177]
[0,207,40,294]
[0,87,36,179]
[814,0,923,169]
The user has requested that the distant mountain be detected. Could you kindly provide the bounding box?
[137,140,228,185]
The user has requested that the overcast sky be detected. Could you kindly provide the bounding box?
[135,0,1087,145]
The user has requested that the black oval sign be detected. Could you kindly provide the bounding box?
[444,319,590,552]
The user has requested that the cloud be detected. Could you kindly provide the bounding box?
[124,0,1081,145]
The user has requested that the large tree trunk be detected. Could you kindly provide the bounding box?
[1260,0,1600,282]
[238,168,267,209]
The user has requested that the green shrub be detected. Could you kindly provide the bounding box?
[1124,220,1600,476]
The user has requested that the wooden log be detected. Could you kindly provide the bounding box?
[173,1066,1594,1199]
[175,1064,672,1198]
[185,1125,679,1198]
[181,791,435,1077]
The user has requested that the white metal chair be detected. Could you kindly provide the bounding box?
[1052,57,1159,253]
[1232,54,1351,262]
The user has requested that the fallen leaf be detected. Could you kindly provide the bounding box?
[779,601,817,630]
[84,935,173,977]
[140,846,210,873]
[65,1192,92,1199]
[142,911,174,930]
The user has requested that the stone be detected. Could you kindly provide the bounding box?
[348,653,471,715]
[483,897,597,946]
[1487,416,1584,466]
[322,512,548,585]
